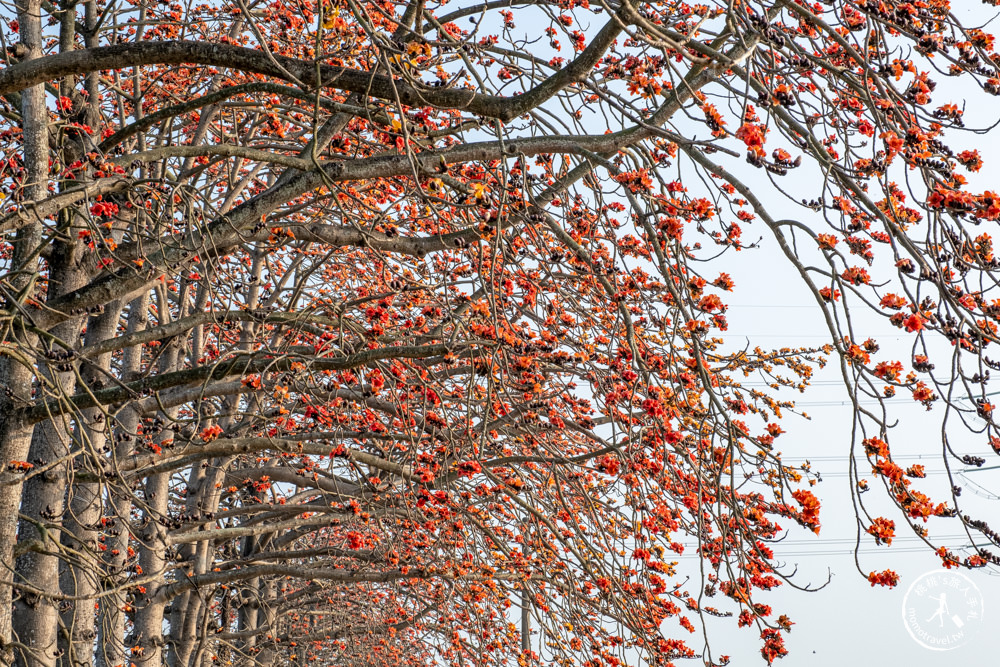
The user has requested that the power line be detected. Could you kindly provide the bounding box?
[726,305,819,309]
[671,544,982,559]
[957,472,1000,500]
[784,452,997,461]
[802,469,980,478]
[765,535,969,547]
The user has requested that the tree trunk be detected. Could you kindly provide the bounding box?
[1,0,49,661]
[132,280,183,664]
[60,303,122,667]
[95,295,149,667]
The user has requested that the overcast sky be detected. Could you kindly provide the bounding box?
[694,240,1000,665]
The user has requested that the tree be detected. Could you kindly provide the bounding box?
[0,0,997,664]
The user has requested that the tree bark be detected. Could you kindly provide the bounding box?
[1,0,48,661]
[60,302,121,667]
[132,281,183,664]
[95,295,149,667]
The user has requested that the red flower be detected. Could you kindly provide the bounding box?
[879,293,907,310]
[200,425,224,442]
[759,628,788,664]
[818,286,841,302]
[735,123,766,155]
[957,149,984,172]
[867,569,899,587]
[791,489,821,532]
[903,314,925,332]
[866,517,896,545]
[842,266,871,285]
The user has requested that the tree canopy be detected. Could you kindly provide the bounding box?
[0,0,997,665]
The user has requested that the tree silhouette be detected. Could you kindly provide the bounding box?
[0,0,996,665]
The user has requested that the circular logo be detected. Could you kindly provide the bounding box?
[902,570,984,651]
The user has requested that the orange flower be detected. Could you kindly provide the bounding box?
[903,314,925,332]
[867,569,899,587]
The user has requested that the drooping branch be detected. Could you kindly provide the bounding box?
[0,30,624,124]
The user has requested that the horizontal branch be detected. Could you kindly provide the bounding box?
[114,144,315,171]
[0,177,130,235]
[109,436,417,483]
[32,130,641,330]
[0,26,621,124]
[166,511,359,547]
[152,562,541,603]
[98,81,370,153]
[21,342,471,423]
[151,563,429,603]
[78,309,342,359]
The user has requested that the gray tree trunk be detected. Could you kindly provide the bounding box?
[60,302,122,667]
[95,295,149,667]
[1,0,49,662]
[14,257,87,667]
[132,281,183,664]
